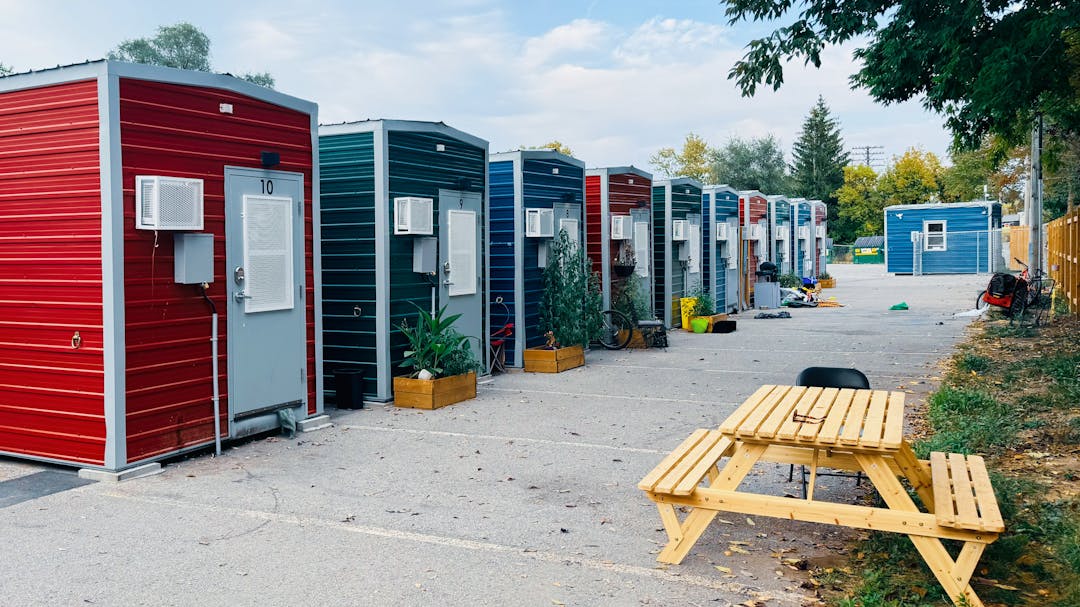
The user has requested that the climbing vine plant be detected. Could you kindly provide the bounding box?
[539,230,602,348]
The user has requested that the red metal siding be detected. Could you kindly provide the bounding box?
[118,79,315,463]
[585,172,652,298]
[741,194,768,302]
[584,175,602,272]
[0,79,106,464]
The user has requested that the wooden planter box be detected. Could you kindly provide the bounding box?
[523,344,585,373]
[818,278,836,289]
[686,313,729,333]
[393,371,476,410]
[618,329,651,349]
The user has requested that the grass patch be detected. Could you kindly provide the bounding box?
[913,386,1019,456]
[955,352,992,374]
[982,325,1039,339]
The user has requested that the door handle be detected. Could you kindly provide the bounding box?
[233,290,253,302]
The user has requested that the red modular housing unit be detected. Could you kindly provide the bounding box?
[584,166,653,311]
[0,61,322,471]
[812,201,827,277]
[738,190,768,308]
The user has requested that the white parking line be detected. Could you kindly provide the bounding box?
[482,386,730,406]
[585,363,931,381]
[337,424,667,455]
[103,491,802,602]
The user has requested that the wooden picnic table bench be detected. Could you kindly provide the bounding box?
[638,384,1004,607]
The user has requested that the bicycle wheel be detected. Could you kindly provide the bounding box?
[975,291,990,311]
[598,310,633,350]
[1009,286,1027,321]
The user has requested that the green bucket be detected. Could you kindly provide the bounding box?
[690,317,710,334]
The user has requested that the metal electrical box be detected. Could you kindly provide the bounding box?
[173,233,214,284]
[413,237,437,273]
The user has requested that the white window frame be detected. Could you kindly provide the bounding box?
[923,220,947,252]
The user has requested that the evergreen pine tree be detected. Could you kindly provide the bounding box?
[790,97,851,239]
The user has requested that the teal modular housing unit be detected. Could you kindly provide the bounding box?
[884,201,1003,274]
[488,150,585,367]
[703,185,740,313]
[652,178,704,327]
[319,120,489,403]
[767,195,792,274]
[790,198,812,278]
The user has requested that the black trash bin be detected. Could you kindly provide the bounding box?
[334,368,365,409]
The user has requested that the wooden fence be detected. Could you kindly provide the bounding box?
[1047,208,1080,314]
[1009,227,1029,271]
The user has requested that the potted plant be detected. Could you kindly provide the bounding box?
[817,271,835,289]
[685,286,727,333]
[613,271,655,348]
[393,305,480,409]
[612,242,636,278]
[525,231,602,372]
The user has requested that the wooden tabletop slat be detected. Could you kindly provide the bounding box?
[638,429,709,491]
[949,453,980,528]
[655,431,724,494]
[719,385,778,435]
[818,388,859,445]
[735,385,793,438]
[759,387,806,438]
[930,452,956,525]
[838,389,872,446]
[796,388,847,443]
[673,435,734,495]
[968,455,1005,532]
[858,390,890,448]
[882,392,906,449]
[778,386,816,440]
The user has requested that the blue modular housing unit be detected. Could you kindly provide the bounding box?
[703,185,740,313]
[767,195,792,274]
[790,198,812,278]
[489,150,585,366]
[884,201,1002,274]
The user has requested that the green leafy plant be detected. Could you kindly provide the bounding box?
[779,273,802,288]
[817,271,832,280]
[687,285,716,317]
[614,271,652,324]
[539,230,603,348]
[398,305,478,378]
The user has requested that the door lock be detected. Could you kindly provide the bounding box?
[442,261,451,274]
[233,266,245,284]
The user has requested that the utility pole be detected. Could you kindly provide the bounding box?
[1029,116,1044,273]
[850,145,884,170]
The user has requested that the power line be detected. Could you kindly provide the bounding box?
[850,145,885,170]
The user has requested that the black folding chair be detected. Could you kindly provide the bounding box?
[789,367,871,497]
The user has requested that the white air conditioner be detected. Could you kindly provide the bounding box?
[135,176,204,230]
[610,215,631,240]
[671,219,688,241]
[394,197,434,235]
[726,256,738,269]
[774,227,788,241]
[743,224,764,241]
[798,226,811,240]
[715,222,729,241]
[525,208,555,238]
[815,225,827,238]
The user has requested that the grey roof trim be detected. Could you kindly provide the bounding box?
[0,60,317,114]
[883,201,999,212]
[703,184,738,195]
[585,165,652,180]
[737,189,764,199]
[490,149,585,169]
[766,195,791,203]
[319,119,488,150]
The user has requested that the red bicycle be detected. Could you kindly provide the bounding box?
[976,259,1050,323]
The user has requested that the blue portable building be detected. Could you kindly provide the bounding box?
[884,201,1003,274]
[790,198,812,278]
[703,185,740,313]
[767,195,793,274]
[489,150,585,368]
[653,178,704,327]
[319,120,489,403]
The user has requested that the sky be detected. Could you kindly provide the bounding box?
[0,0,954,172]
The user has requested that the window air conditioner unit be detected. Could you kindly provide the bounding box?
[798,226,811,240]
[726,256,738,269]
[715,222,729,241]
[815,225,827,238]
[610,215,631,240]
[135,176,204,230]
[671,219,688,241]
[744,224,764,240]
[394,197,434,235]
[525,208,555,238]
[774,227,787,240]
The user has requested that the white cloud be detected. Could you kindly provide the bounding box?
[614,17,732,66]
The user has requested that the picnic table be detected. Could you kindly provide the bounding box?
[639,384,1003,607]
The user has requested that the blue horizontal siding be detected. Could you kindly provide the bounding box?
[488,159,517,364]
[711,190,739,312]
[885,204,996,274]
